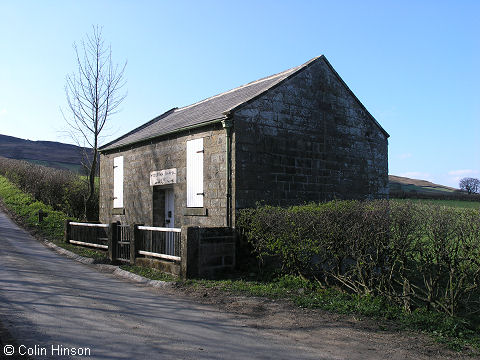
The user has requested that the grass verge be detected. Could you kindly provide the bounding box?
[119,265,178,282]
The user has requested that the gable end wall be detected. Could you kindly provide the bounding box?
[233,58,388,209]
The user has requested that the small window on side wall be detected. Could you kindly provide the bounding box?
[113,156,124,208]
[186,138,204,207]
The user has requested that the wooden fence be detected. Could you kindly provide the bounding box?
[64,221,181,264]
[67,221,109,249]
[137,226,182,262]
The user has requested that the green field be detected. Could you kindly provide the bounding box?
[390,183,456,194]
[25,159,84,173]
[392,198,480,209]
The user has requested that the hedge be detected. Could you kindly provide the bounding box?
[237,200,480,318]
[0,175,68,239]
[0,156,96,219]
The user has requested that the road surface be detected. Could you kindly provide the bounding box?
[0,210,325,360]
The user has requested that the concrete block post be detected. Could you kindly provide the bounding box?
[108,222,118,263]
[64,219,71,244]
[180,226,200,279]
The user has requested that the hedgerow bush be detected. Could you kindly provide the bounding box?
[237,200,480,319]
[0,156,97,219]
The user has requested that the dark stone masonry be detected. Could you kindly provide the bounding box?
[233,58,388,211]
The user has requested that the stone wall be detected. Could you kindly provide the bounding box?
[233,58,388,209]
[181,226,236,278]
[99,123,230,227]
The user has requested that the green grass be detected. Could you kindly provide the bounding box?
[389,182,456,194]
[392,198,480,209]
[119,265,178,282]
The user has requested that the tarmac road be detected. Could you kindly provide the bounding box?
[0,210,324,360]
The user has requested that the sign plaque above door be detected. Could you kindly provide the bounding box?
[150,168,177,186]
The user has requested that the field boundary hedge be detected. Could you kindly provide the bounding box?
[237,200,480,319]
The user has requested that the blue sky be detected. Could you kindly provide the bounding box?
[0,0,478,188]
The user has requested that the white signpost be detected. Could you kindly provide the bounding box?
[150,168,177,186]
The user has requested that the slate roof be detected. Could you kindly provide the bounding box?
[100,56,322,151]
[101,55,388,151]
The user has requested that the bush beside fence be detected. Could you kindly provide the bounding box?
[237,200,480,318]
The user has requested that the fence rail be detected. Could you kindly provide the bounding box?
[137,226,181,232]
[69,222,109,228]
[137,226,181,261]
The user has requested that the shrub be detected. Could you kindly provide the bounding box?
[412,206,480,316]
[237,200,480,318]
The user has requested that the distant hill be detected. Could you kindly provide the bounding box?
[0,134,92,173]
[389,175,459,196]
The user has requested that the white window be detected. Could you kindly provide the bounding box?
[186,138,204,207]
[113,156,124,208]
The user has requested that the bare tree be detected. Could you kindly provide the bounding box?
[459,177,480,194]
[63,25,126,220]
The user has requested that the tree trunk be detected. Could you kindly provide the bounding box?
[86,148,98,221]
